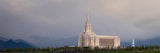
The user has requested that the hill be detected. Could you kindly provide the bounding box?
[0,37,33,49]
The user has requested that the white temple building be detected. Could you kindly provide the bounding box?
[132,39,135,47]
[78,9,120,49]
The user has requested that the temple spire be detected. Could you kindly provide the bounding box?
[87,8,90,21]
[84,8,92,32]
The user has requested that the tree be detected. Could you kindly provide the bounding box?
[47,46,50,51]
[111,46,114,49]
[6,48,13,52]
[154,45,159,49]
[117,46,121,49]
[13,48,18,52]
[74,46,78,51]
[37,47,40,51]
[28,47,32,52]
[150,45,154,50]
[50,47,54,52]
[0,49,1,52]
[94,46,99,52]
[135,46,139,50]
[25,48,29,52]
[95,46,99,51]
[125,46,132,50]
[32,48,36,51]
[107,46,109,49]
[145,45,149,49]
[18,48,23,52]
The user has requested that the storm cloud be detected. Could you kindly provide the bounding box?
[0,0,160,47]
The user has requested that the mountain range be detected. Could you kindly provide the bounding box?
[0,36,160,49]
[0,36,33,49]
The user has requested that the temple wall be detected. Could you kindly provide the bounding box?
[78,33,120,49]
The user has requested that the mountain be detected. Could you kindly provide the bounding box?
[0,37,33,49]
[52,36,78,47]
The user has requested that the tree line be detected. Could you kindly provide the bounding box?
[0,45,160,53]
[0,47,57,52]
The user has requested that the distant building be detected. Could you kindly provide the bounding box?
[78,8,120,49]
[132,39,135,47]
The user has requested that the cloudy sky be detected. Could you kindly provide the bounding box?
[0,0,160,47]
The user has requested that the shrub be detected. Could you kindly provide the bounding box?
[32,48,36,51]
[18,48,24,52]
[6,48,13,52]
[13,48,18,52]
[37,47,40,51]
[0,49,1,52]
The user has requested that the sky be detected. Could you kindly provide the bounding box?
[0,0,160,47]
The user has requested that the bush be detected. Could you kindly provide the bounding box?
[6,48,13,52]
[0,49,1,52]
[13,48,18,52]
[154,45,159,49]
[28,47,32,51]
[18,48,24,52]
[32,48,36,51]
[25,48,29,52]
[37,47,40,51]
[95,46,99,51]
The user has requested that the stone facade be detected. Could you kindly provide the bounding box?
[78,11,120,49]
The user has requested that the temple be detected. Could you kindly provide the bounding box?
[78,8,120,49]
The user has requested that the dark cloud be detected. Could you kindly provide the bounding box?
[0,0,160,47]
